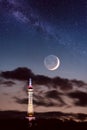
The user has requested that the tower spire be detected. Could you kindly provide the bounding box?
[29,78,32,86]
[28,78,32,89]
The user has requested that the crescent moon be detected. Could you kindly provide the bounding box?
[44,55,60,71]
[49,57,60,71]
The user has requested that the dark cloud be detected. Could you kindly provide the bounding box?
[35,76,73,90]
[1,67,86,89]
[33,94,54,107]
[45,90,62,99]
[3,93,9,95]
[1,67,34,80]
[14,97,56,107]
[14,97,28,104]
[68,91,87,106]
[34,75,51,85]
[34,100,56,107]
[53,77,73,90]
[14,89,64,107]
[2,81,15,86]
[45,90,65,105]
[0,78,15,86]
[71,79,87,87]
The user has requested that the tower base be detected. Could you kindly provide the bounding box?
[26,116,35,121]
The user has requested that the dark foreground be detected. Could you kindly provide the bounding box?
[0,111,87,130]
[0,118,87,130]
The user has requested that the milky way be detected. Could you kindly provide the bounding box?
[0,0,87,53]
[0,0,58,41]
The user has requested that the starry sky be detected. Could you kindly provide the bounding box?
[0,0,87,116]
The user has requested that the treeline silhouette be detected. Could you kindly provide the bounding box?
[0,118,87,130]
[0,111,87,130]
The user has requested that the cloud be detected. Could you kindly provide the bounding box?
[14,97,57,107]
[14,97,27,104]
[1,67,87,90]
[2,81,15,87]
[0,68,73,94]
[1,67,87,110]
[34,99,56,107]
[68,91,87,106]
[14,90,65,107]
[71,79,86,87]
[0,78,15,87]
[34,75,51,85]
[53,77,73,90]
[34,76,73,90]
[1,67,34,80]
[45,90,62,99]
[45,90,65,105]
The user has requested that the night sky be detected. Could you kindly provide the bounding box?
[0,0,87,81]
[0,0,87,116]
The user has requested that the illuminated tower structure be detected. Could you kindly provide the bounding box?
[27,78,35,121]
